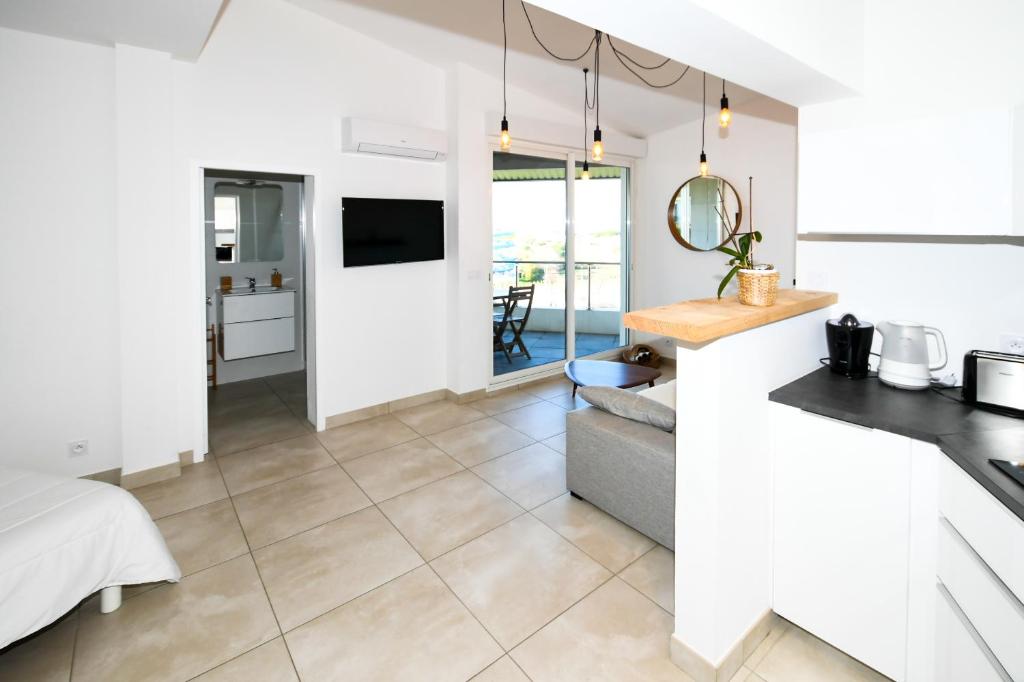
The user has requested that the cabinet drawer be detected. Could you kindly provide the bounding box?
[938,519,1024,680]
[935,584,1010,682]
[221,318,295,360]
[939,457,1024,603]
[222,291,294,323]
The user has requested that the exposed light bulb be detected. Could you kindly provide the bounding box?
[581,160,591,180]
[699,151,708,177]
[591,127,604,162]
[719,96,731,128]
[500,117,511,152]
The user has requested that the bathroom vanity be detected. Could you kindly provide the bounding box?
[216,287,295,360]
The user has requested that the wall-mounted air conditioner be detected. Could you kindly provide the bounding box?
[341,117,447,161]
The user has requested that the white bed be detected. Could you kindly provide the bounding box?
[0,466,181,649]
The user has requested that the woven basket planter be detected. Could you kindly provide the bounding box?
[737,268,779,306]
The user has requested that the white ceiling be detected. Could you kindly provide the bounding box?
[0,0,225,60]
[286,0,770,137]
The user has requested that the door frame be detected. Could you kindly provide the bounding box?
[188,159,321,461]
[487,141,635,388]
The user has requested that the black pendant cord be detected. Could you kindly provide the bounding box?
[722,77,727,99]
[520,0,596,62]
[701,72,706,154]
[502,0,508,118]
[594,32,601,129]
[582,68,590,152]
[606,36,690,88]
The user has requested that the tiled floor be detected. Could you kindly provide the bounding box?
[0,368,889,681]
[493,331,620,375]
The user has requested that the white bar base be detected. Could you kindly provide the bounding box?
[100,585,122,614]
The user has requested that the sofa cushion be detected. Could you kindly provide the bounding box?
[637,379,675,409]
[578,386,675,432]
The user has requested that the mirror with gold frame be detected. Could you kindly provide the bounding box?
[667,175,743,252]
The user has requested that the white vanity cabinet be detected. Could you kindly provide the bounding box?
[216,289,295,361]
[772,406,913,681]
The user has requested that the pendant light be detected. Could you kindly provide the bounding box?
[499,0,511,151]
[719,78,731,128]
[699,72,709,176]
[591,31,604,162]
[581,67,591,180]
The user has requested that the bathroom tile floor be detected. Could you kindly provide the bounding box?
[0,368,887,681]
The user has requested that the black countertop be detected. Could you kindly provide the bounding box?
[770,367,1024,523]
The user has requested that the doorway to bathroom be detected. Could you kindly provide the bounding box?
[198,168,316,458]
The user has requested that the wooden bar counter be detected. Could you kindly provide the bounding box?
[624,289,838,344]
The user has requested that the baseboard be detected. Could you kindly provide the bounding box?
[82,468,122,486]
[178,449,194,467]
[325,387,455,429]
[120,461,182,490]
[669,610,775,682]
[445,388,488,404]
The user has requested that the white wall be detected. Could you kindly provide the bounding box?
[204,175,305,384]
[633,97,798,355]
[0,28,121,477]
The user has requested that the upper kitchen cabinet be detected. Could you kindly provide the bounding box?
[798,99,1023,236]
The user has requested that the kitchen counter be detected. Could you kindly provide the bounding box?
[770,367,1024,523]
[623,289,837,344]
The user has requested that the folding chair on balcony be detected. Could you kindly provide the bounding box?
[493,284,535,363]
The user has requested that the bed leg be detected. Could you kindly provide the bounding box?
[100,586,122,614]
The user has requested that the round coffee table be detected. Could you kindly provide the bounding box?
[564,359,662,397]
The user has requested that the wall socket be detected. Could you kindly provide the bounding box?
[68,439,89,458]
[1000,334,1024,355]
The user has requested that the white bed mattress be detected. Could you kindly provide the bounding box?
[0,466,181,648]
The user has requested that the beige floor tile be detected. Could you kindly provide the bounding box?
[470,391,542,416]
[472,443,566,510]
[192,638,297,682]
[208,378,274,405]
[342,438,464,502]
[379,470,523,560]
[286,565,503,682]
[544,392,591,411]
[208,390,282,423]
[511,578,691,682]
[0,611,77,682]
[619,545,675,614]
[216,434,334,495]
[729,666,755,682]
[426,417,535,467]
[520,377,575,400]
[472,656,530,681]
[540,432,566,454]
[131,460,227,520]
[316,414,419,462]
[253,507,423,631]
[493,402,568,441]
[754,623,889,682]
[73,555,279,682]
[743,619,791,669]
[431,514,610,649]
[154,498,248,576]
[393,400,486,436]
[233,465,371,549]
[532,494,655,572]
[210,403,308,457]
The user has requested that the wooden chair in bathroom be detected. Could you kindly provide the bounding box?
[207,324,217,390]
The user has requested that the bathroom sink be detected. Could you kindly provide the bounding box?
[222,286,292,296]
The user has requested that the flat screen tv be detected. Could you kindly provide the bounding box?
[342,197,444,267]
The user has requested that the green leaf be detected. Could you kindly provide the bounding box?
[752,231,763,242]
[717,265,740,299]
[717,246,741,258]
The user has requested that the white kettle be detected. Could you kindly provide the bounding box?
[876,320,947,390]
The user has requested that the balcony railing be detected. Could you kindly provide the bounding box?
[492,259,621,312]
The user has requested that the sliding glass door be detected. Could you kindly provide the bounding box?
[491,148,630,382]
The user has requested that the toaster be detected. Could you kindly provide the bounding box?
[963,351,1024,417]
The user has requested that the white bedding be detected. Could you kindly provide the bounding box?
[0,466,181,648]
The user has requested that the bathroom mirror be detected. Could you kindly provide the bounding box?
[212,182,285,263]
[667,175,743,252]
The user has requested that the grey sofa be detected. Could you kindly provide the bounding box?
[565,405,675,549]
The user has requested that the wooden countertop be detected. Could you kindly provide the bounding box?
[623,289,838,344]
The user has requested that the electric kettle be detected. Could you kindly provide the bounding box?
[876,320,947,390]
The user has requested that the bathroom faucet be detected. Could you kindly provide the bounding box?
[247,276,256,290]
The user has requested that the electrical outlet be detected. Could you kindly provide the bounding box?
[68,439,89,458]
[1000,334,1024,355]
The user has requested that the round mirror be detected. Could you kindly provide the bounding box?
[667,175,743,251]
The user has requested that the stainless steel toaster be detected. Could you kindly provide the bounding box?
[963,351,1024,417]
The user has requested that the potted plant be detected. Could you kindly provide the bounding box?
[715,230,779,306]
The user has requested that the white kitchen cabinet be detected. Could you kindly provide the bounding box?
[772,407,911,681]
[935,585,1010,682]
